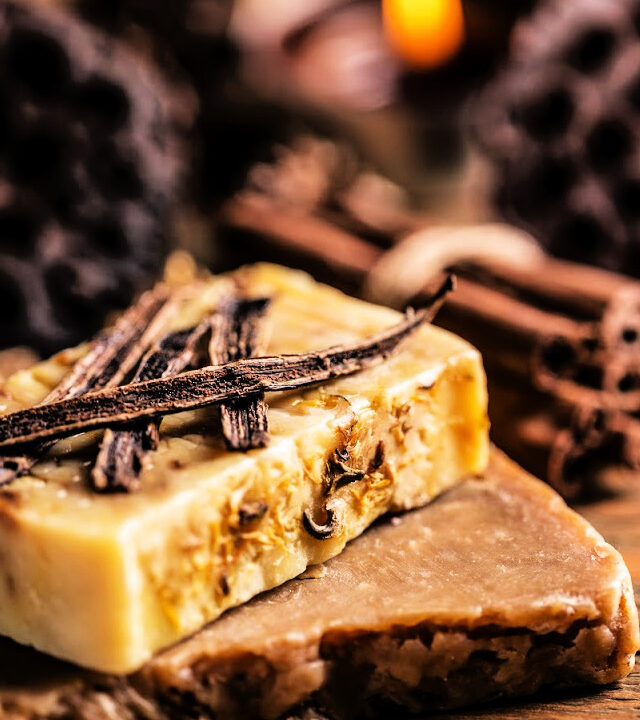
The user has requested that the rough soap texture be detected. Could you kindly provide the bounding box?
[0,450,636,720]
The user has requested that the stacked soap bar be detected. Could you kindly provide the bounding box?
[0,264,489,673]
[0,450,636,719]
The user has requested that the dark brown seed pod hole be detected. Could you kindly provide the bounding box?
[10,126,66,188]
[90,218,130,258]
[238,502,268,526]
[541,338,575,376]
[73,76,130,132]
[302,506,339,540]
[0,269,27,332]
[622,327,639,344]
[618,372,638,393]
[5,29,71,101]
[511,156,576,220]
[93,150,144,201]
[565,27,616,74]
[586,119,634,174]
[514,88,574,142]
[551,212,609,263]
[220,576,230,596]
[335,447,349,462]
[0,206,40,257]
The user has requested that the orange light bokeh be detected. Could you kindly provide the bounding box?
[382,0,465,69]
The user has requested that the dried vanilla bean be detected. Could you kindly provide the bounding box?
[91,321,212,493]
[0,277,452,450]
[0,285,173,486]
[209,297,271,451]
[217,397,270,451]
[47,285,174,401]
[209,297,271,364]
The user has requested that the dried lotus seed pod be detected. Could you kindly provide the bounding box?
[0,0,187,354]
[475,0,640,276]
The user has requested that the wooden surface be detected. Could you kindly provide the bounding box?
[441,472,640,720]
[440,674,640,719]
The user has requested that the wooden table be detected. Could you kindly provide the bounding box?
[441,475,640,719]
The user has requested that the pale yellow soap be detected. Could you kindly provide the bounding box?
[0,264,489,673]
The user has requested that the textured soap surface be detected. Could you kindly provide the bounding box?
[0,450,636,720]
[0,264,489,673]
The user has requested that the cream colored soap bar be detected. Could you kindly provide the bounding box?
[0,264,489,673]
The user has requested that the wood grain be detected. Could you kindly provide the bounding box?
[442,475,640,720]
[439,673,640,718]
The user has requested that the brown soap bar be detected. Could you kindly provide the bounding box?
[0,449,637,719]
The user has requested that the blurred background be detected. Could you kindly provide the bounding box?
[1,0,640,500]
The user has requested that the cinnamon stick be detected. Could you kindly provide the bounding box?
[221,195,602,385]
[91,321,212,493]
[458,257,637,321]
[0,280,452,450]
[219,184,640,498]
[209,297,271,451]
[220,193,382,293]
[0,285,173,486]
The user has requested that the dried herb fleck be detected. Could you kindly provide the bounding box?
[302,503,342,540]
[323,449,365,495]
[238,501,268,527]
